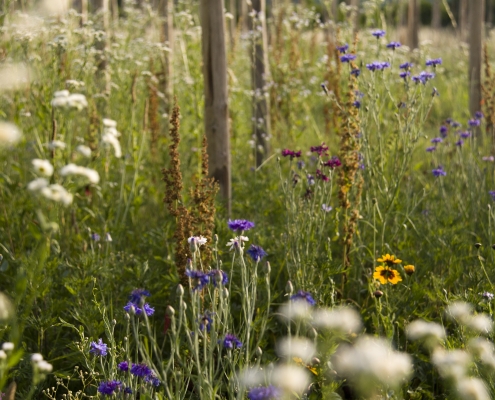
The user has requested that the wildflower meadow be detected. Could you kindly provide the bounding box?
[2,0,495,399]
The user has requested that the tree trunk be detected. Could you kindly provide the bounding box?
[250,0,271,167]
[469,0,484,116]
[229,0,236,49]
[459,0,468,41]
[407,0,419,49]
[200,0,231,213]
[239,0,248,31]
[488,0,493,27]
[73,0,88,24]
[432,0,441,29]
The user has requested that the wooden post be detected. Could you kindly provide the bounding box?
[459,0,468,41]
[469,0,484,116]
[73,0,88,24]
[158,0,173,105]
[432,0,441,29]
[200,0,231,212]
[239,0,248,31]
[250,0,271,167]
[229,0,236,49]
[407,0,419,49]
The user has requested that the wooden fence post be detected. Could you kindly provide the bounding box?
[407,0,419,49]
[432,0,441,29]
[469,0,484,116]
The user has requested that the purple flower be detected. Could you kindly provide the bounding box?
[350,68,361,77]
[98,380,121,396]
[307,174,315,185]
[124,387,132,394]
[323,156,342,168]
[310,143,329,156]
[456,139,464,147]
[475,111,484,120]
[124,302,155,316]
[129,289,151,305]
[386,41,401,50]
[130,363,152,378]
[340,54,356,63]
[247,245,268,261]
[366,61,390,71]
[413,71,435,84]
[199,312,213,332]
[248,386,281,400]
[426,146,436,152]
[439,125,448,137]
[316,169,329,182]
[460,131,471,139]
[468,119,481,127]
[483,156,495,162]
[185,270,210,291]
[400,62,413,70]
[337,43,349,53]
[90,339,108,356]
[399,71,411,79]
[208,269,229,286]
[321,204,333,212]
[228,219,255,232]
[482,292,494,300]
[426,58,442,67]
[144,373,161,387]
[431,137,443,144]
[118,361,129,372]
[452,121,461,128]
[352,100,361,108]
[489,191,495,201]
[432,166,447,177]
[297,160,305,169]
[281,149,302,159]
[290,290,316,305]
[222,334,242,349]
[91,233,100,241]
[371,29,386,38]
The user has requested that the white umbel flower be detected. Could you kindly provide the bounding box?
[0,122,22,146]
[60,163,100,184]
[41,184,73,206]
[32,159,54,177]
[102,133,122,158]
[27,178,49,192]
[51,90,87,110]
[75,145,92,158]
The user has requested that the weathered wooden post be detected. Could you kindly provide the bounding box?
[469,0,484,116]
[407,0,419,49]
[199,0,231,213]
[459,0,468,41]
[432,0,441,29]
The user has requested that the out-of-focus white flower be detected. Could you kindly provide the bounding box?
[468,338,495,369]
[105,233,112,242]
[0,122,22,146]
[0,350,6,360]
[60,163,99,184]
[276,337,315,363]
[226,236,249,251]
[28,178,49,192]
[46,140,66,150]
[278,300,313,322]
[332,336,412,392]
[2,342,14,351]
[51,91,88,110]
[0,63,31,91]
[431,348,470,380]
[238,367,264,387]
[312,307,362,334]
[188,236,207,246]
[466,314,493,334]
[65,80,84,89]
[406,320,446,347]
[0,292,13,322]
[103,118,117,128]
[75,145,92,158]
[37,360,53,373]
[447,302,473,325]
[456,378,490,400]
[31,353,43,363]
[271,364,310,395]
[41,184,73,206]
[102,133,122,158]
[32,159,54,177]
[38,0,70,16]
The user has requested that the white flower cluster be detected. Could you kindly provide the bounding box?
[51,90,88,111]
[101,118,122,158]
[226,236,249,251]
[406,319,446,349]
[447,301,493,334]
[0,121,22,146]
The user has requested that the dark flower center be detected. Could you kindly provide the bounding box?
[380,269,395,279]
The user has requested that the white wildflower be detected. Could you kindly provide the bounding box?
[41,184,73,206]
[66,93,88,110]
[431,348,470,380]
[37,360,53,373]
[466,314,493,334]
[468,338,495,369]
[102,118,117,128]
[60,163,100,184]
[75,145,92,158]
[102,133,122,158]
[271,364,310,395]
[0,122,22,146]
[447,302,473,325]
[278,300,313,322]
[238,367,264,387]
[32,159,54,177]
[188,236,207,246]
[46,140,66,150]
[226,236,249,251]
[456,378,490,400]
[27,178,49,192]
[105,233,113,242]
[0,63,31,91]
[406,320,446,347]
[0,292,13,322]
[31,353,43,363]
[2,342,14,351]
[0,350,6,360]
[276,336,316,363]
[312,307,362,334]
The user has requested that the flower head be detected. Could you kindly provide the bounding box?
[431,137,443,144]
[432,166,447,177]
[321,204,333,212]
[400,62,413,70]
[386,41,401,50]
[129,289,150,305]
[482,292,494,301]
[310,143,329,156]
[456,139,464,147]
[185,270,210,291]
[222,333,242,349]
[247,245,267,261]
[350,68,360,77]
[291,290,316,306]
[426,146,436,152]
[0,122,22,146]
[336,44,349,53]
[32,159,54,177]
[426,58,442,67]
[124,302,155,316]
[475,111,484,120]
[89,339,108,356]
[377,254,402,266]
[199,311,214,332]
[247,386,281,400]
[460,131,471,139]
[373,266,402,285]
[118,361,129,372]
[483,156,495,162]
[404,265,415,275]
[281,149,302,159]
[98,380,121,396]
[228,219,255,232]
[468,118,481,127]
[131,363,152,378]
[366,61,390,72]
[226,236,249,251]
[371,29,386,38]
[144,373,161,387]
[208,270,228,286]
[340,54,356,63]
[315,169,329,182]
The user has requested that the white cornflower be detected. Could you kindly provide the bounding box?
[27,178,49,192]
[276,336,316,363]
[312,307,362,334]
[271,364,310,395]
[406,320,446,346]
[447,302,473,325]
[75,145,92,158]
[431,348,470,380]
[188,236,207,246]
[46,140,66,150]
[60,163,100,184]
[0,121,22,146]
[226,236,249,251]
[102,133,122,158]
[2,342,14,351]
[456,378,490,400]
[41,184,73,206]
[32,159,54,177]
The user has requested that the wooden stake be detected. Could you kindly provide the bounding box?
[469,0,484,116]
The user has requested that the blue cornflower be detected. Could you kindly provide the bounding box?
[452,121,461,128]
[352,100,361,108]
[222,334,242,349]
[130,363,152,378]
[89,339,108,356]
[456,139,464,147]
[371,29,386,38]
[247,245,268,262]
[247,385,281,400]
[228,219,255,232]
[199,311,214,332]
[489,191,495,201]
[399,71,410,79]
[350,68,360,77]
[386,41,401,50]
[124,302,155,316]
[340,54,356,63]
[118,361,129,372]
[185,269,210,291]
[475,111,484,120]
[468,119,481,127]
[432,166,447,177]
[91,233,100,241]
[128,289,151,305]
[431,137,443,144]
[439,125,448,137]
[98,380,121,396]
[290,290,316,306]
[366,61,390,71]
[337,43,349,53]
[144,373,161,387]
[297,160,305,170]
[124,387,132,394]
[426,58,442,67]
[426,146,436,152]
[400,62,413,70]
[208,269,229,286]
[460,131,471,139]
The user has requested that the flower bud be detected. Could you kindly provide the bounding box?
[404,265,415,276]
[373,290,384,298]
[256,347,263,357]
[31,353,43,363]
[214,234,218,243]
[285,281,294,295]
[166,305,175,316]
[223,288,229,298]
[264,262,271,274]
[475,243,482,249]
[112,319,117,326]
[176,284,184,297]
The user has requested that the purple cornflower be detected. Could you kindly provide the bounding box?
[228,219,255,232]
[420,71,435,82]
[247,244,268,261]
[350,68,361,77]
[456,139,464,147]
[310,143,329,156]
[291,290,316,306]
[399,71,410,79]
[337,43,349,53]
[439,125,448,137]
[208,269,229,286]
[129,289,151,305]
[340,54,356,63]
[185,270,210,291]
[460,131,471,139]
[222,334,242,349]
[371,29,386,38]
[431,137,443,144]
[118,361,129,372]
[483,156,495,162]
[145,373,161,387]
[366,61,390,71]
[89,339,108,356]
[307,174,315,185]
[91,233,100,241]
[426,58,442,67]
[124,387,132,394]
[400,62,413,70]
[352,100,361,108]
[323,156,342,168]
[297,160,305,169]
[281,149,302,159]
[432,166,447,177]
[321,204,333,212]
[386,41,401,50]
[199,312,214,332]
[130,363,152,378]
[489,191,495,201]
[482,292,495,300]
[247,386,281,400]
[316,169,329,182]
[475,111,484,120]
[98,380,121,396]
[426,146,436,152]
[468,119,481,127]
[452,121,461,128]
[124,302,155,316]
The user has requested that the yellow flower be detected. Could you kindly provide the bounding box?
[404,265,415,275]
[373,266,402,285]
[292,357,318,375]
[377,254,402,266]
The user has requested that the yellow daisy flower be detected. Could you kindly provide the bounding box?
[377,253,402,266]
[404,265,415,275]
[373,265,402,285]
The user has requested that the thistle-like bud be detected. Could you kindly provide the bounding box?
[475,243,482,249]
[285,280,294,295]
[256,347,263,357]
[373,290,384,298]
[223,288,229,298]
[112,319,117,326]
[176,284,184,297]
[166,305,175,316]
[214,234,219,243]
